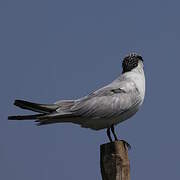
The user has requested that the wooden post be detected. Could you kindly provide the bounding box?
[100,140,130,180]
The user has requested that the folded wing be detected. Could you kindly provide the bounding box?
[70,80,141,120]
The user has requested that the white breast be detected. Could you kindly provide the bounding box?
[127,62,146,104]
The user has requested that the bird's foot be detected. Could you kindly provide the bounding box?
[120,139,131,150]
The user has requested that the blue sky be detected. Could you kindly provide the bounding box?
[1,0,180,179]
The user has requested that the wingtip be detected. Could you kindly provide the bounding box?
[14,99,23,106]
[8,116,17,120]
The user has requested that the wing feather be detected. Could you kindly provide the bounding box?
[70,80,141,119]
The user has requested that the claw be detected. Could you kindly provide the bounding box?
[121,140,131,150]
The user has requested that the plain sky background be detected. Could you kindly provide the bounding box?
[1,0,180,179]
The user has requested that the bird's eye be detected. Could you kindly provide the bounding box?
[137,55,143,61]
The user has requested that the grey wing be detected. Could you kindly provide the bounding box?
[70,80,141,119]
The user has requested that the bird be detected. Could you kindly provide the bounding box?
[8,53,145,146]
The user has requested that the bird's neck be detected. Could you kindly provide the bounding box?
[121,62,145,101]
[131,61,144,74]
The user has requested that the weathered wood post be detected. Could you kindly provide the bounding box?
[100,140,130,180]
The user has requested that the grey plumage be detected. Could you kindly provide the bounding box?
[14,99,59,113]
[8,53,145,138]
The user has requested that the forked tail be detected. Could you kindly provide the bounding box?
[8,99,76,125]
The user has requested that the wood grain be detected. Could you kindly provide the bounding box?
[100,141,130,180]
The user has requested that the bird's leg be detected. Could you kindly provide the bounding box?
[110,125,131,150]
[111,125,118,141]
[107,128,113,142]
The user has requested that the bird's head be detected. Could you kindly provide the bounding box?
[122,53,144,73]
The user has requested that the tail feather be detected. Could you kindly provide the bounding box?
[36,115,79,126]
[14,99,59,113]
[36,120,63,126]
[8,99,77,126]
[8,111,73,121]
[8,114,45,120]
[38,112,73,120]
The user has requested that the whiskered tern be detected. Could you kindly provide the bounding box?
[8,53,145,145]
